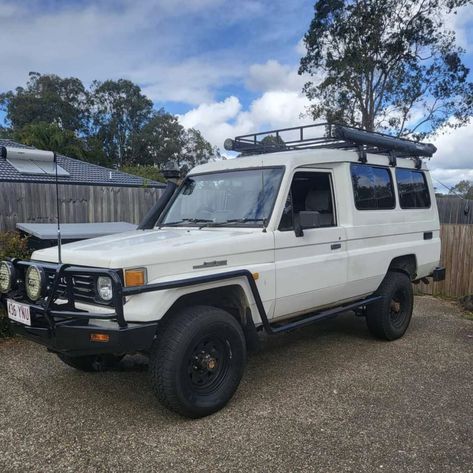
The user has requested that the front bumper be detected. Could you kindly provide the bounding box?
[2,261,158,356]
[10,319,157,356]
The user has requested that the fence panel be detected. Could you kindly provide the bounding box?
[415,224,473,298]
[437,198,473,224]
[0,182,162,232]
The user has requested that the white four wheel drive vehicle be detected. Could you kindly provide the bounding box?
[0,123,445,418]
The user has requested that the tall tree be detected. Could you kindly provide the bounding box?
[299,0,473,136]
[13,122,87,159]
[449,180,473,199]
[89,79,153,165]
[1,72,219,171]
[179,128,221,173]
[0,72,88,133]
[134,109,185,167]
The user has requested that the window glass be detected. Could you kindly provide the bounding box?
[160,168,284,227]
[350,164,395,210]
[279,172,335,230]
[396,169,431,209]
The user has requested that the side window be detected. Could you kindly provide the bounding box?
[396,169,431,209]
[350,164,395,210]
[279,172,336,231]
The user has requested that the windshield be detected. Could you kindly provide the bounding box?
[160,167,284,227]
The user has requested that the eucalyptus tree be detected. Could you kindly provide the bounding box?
[299,0,473,136]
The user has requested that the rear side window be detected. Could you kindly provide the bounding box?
[396,169,431,209]
[350,164,395,210]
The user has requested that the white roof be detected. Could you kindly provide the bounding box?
[190,147,429,175]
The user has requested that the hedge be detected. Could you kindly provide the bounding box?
[0,232,31,338]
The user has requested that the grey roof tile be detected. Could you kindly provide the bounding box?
[0,139,164,188]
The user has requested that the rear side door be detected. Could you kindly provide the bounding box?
[273,169,347,319]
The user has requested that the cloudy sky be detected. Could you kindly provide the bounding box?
[1,0,473,189]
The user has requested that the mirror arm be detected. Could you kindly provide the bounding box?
[293,212,304,237]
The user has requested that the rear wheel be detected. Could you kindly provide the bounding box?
[149,305,246,418]
[56,353,124,372]
[366,271,413,341]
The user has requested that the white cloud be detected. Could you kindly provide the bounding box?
[444,3,473,50]
[432,121,473,170]
[179,89,311,149]
[246,60,305,93]
[425,121,473,189]
[0,0,246,105]
[295,37,306,56]
[131,58,243,104]
[178,57,312,149]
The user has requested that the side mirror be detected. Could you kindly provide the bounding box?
[293,212,304,237]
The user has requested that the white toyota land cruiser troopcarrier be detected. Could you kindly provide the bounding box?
[0,123,445,418]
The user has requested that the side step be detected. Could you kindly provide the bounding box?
[266,296,383,334]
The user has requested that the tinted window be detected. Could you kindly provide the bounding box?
[396,169,431,209]
[350,164,395,210]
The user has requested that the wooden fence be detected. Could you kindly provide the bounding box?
[415,224,473,298]
[437,197,473,224]
[0,182,163,232]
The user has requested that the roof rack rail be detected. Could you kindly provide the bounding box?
[223,122,437,159]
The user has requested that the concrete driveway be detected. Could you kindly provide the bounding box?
[0,295,472,473]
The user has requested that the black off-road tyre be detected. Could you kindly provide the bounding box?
[149,305,247,418]
[366,271,414,341]
[56,353,124,372]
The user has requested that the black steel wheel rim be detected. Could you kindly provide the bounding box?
[185,336,231,395]
[389,288,408,328]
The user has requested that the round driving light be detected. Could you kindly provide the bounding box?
[0,261,15,293]
[25,265,45,301]
[97,276,113,302]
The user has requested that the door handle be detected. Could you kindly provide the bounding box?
[331,243,342,250]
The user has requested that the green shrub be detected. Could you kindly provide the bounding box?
[0,231,31,261]
[120,165,165,185]
[0,231,31,338]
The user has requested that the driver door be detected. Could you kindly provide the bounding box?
[273,169,347,319]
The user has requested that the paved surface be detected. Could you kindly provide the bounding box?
[0,296,472,473]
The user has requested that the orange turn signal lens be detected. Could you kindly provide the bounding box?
[252,272,259,280]
[90,333,110,343]
[124,268,147,287]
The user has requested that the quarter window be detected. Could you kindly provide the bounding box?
[396,169,431,209]
[350,164,395,210]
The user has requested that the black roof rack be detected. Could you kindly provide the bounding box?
[223,123,437,161]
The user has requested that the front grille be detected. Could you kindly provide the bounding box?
[11,261,118,307]
[45,270,97,304]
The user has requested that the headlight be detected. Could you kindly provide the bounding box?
[97,276,113,302]
[0,261,15,293]
[25,265,45,301]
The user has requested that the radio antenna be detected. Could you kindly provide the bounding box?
[54,152,62,263]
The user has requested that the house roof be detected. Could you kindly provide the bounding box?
[0,139,164,188]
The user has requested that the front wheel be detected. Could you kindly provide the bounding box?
[149,306,247,418]
[366,271,413,341]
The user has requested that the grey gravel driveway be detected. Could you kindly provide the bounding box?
[0,295,472,473]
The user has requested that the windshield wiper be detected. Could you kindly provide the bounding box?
[226,218,267,225]
[161,218,213,227]
[198,218,267,229]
